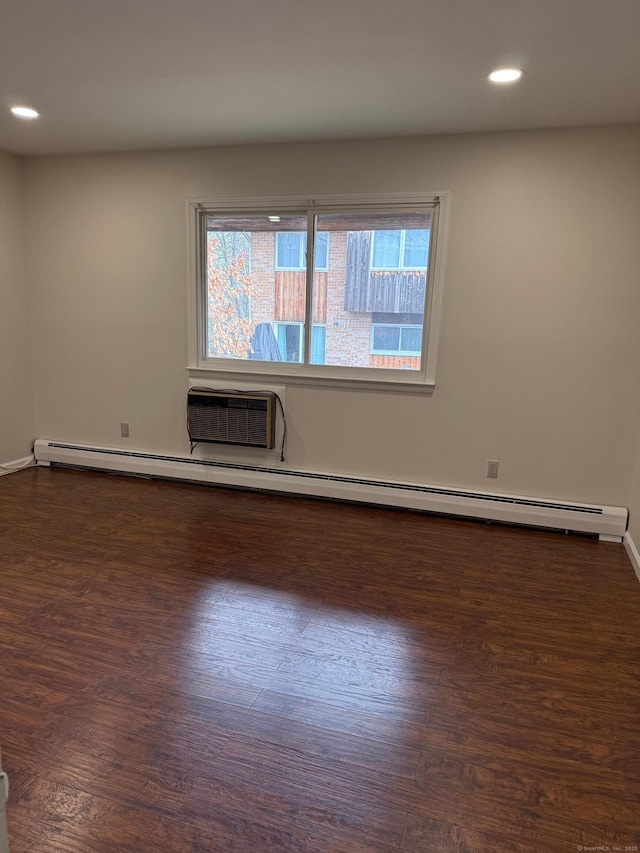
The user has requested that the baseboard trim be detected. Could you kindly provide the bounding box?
[623,532,640,584]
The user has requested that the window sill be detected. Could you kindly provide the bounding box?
[187,365,435,395]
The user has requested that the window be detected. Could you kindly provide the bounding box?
[371,229,430,270]
[275,322,326,364]
[370,324,422,355]
[276,232,328,270]
[188,193,448,390]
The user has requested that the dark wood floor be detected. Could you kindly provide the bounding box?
[0,467,639,852]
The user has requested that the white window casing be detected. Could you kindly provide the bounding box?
[187,193,450,393]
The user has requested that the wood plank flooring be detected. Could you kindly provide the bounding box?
[0,466,639,852]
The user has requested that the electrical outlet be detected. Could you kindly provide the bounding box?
[120,422,130,438]
[486,459,499,478]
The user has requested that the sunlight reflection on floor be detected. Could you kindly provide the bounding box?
[184,580,433,725]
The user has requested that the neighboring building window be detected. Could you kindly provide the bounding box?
[275,322,326,364]
[275,231,329,271]
[370,324,422,356]
[371,229,430,270]
[189,193,448,389]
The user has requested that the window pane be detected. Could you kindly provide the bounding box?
[311,324,326,364]
[400,326,422,353]
[275,324,287,360]
[205,213,307,361]
[276,232,304,269]
[372,230,401,268]
[372,326,401,352]
[315,232,328,270]
[276,323,302,362]
[403,229,430,268]
[204,209,431,371]
[313,211,431,370]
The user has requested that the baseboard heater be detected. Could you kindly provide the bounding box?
[33,440,627,542]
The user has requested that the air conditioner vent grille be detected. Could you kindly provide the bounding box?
[187,390,275,449]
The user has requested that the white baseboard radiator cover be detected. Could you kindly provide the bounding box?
[33,440,627,541]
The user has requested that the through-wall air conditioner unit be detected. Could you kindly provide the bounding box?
[187,389,276,449]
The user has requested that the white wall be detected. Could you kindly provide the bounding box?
[24,125,640,507]
[0,152,34,462]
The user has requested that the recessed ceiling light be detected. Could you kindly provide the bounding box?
[10,105,40,119]
[268,215,281,222]
[488,68,524,84]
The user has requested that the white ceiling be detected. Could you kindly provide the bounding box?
[1,0,639,156]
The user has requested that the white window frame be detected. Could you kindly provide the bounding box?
[370,323,423,356]
[370,229,430,271]
[187,193,450,393]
